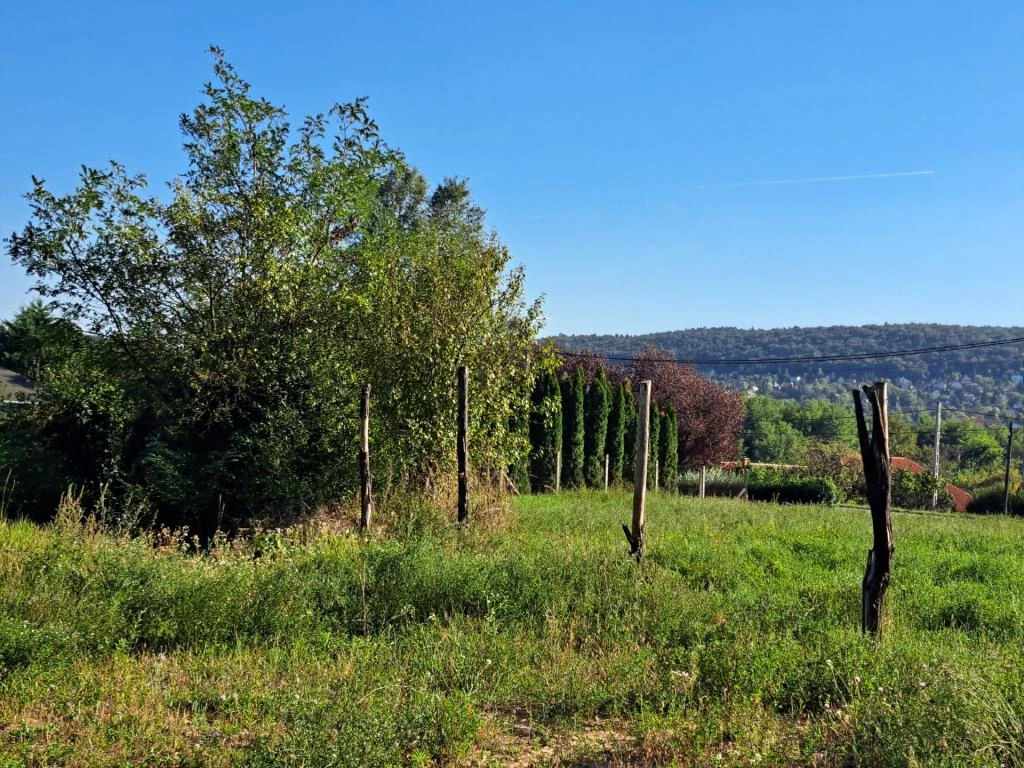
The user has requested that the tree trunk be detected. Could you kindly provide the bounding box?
[853,382,893,636]
[359,384,372,531]
[624,380,652,560]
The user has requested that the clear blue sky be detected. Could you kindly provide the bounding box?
[2,1,1022,335]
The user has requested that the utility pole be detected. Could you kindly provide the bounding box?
[1005,420,1015,516]
[931,402,942,510]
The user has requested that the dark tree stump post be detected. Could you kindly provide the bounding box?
[457,366,469,524]
[359,384,372,531]
[623,380,652,560]
[853,381,893,636]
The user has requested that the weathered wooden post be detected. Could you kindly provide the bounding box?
[604,453,610,490]
[1004,420,1015,516]
[699,465,707,499]
[853,382,893,636]
[931,402,942,510]
[654,460,659,492]
[623,380,652,560]
[555,450,561,493]
[457,366,469,524]
[359,384,373,531]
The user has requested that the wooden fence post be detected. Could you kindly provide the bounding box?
[654,460,659,492]
[604,454,610,491]
[699,465,707,499]
[359,384,372,531]
[457,366,469,524]
[853,382,893,636]
[624,380,652,560]
[1004,420,1015,516]
[555,450,561,492]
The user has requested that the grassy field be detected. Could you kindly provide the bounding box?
[2,492,1024,766]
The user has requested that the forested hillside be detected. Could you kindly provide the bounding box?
[552,324,1024,416]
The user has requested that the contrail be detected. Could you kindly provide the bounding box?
[700,170,936,189]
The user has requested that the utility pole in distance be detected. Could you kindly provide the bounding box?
[931,402,942,510]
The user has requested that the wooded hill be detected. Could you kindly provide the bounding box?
[550,324,1024,414]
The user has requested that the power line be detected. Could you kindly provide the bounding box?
[942,406,1022,420]
[554,335,1024,366]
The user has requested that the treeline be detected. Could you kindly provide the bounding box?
[520,347,743,493]
[741,394,1023,508]
[742,395,1020,476]
[552,324,1024,384]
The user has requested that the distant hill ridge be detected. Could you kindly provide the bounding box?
[550,323,1024,385]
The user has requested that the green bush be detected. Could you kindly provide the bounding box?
[891,469,951,511]
[678,467,747,497]
[968,487,1024,515]
[746,468,841,506]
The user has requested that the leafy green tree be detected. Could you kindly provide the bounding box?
[0,301,79,377]
[606,380,627,483]
[560,366,585,489]
[743,396,808,463]
[659,404,679,490]
[583,367,611,487]
[528,367,562,492]
[960,430,1004,471]
[647,401,661,490]
[792,399,856,446]
[508,409,531,494]
[7,50,541,528]
[888,414,923,462]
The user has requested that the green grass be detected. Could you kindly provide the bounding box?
[3,492,1024,766]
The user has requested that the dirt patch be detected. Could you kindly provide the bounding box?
[463,711,638,767]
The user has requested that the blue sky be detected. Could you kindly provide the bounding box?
[2,1,1022,335]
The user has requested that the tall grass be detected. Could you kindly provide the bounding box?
[2,492,1024,765]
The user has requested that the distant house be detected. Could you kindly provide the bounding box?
[0,367,35,403]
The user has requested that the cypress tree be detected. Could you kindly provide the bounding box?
[508,409,531,493]
[560,365,585,489]
[528,368,561,492]
[583,367,611,488]
[659,404,679,491]
[647,401,661,490]
[606,380,627,484]
[622,379,637,482]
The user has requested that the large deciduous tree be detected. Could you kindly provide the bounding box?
[630,346,743,469]
[6,49,541,527]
